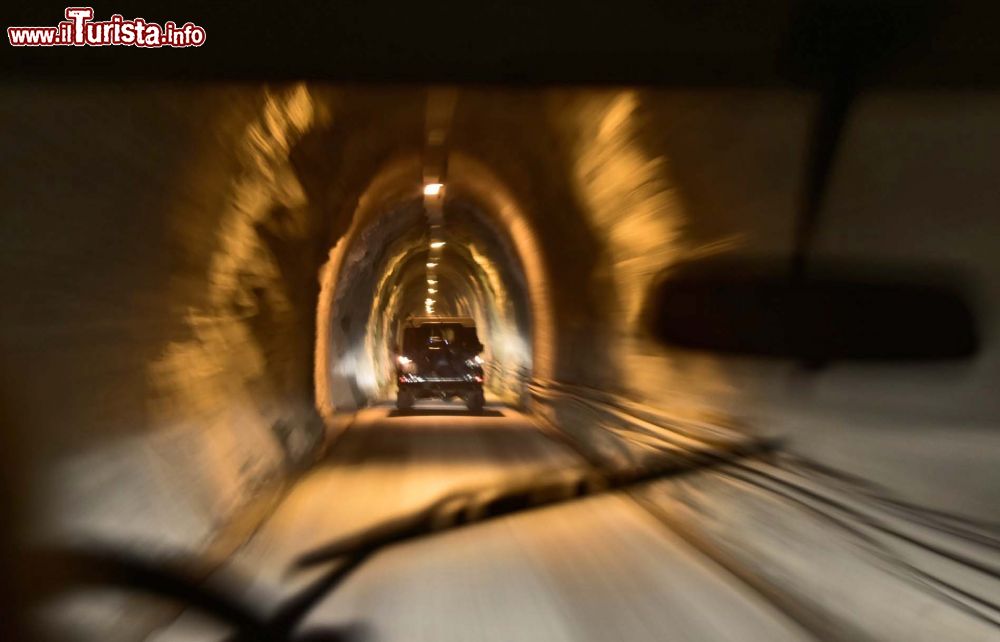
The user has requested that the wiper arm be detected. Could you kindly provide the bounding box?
[31,438,776,641]
[295,436,777,571]
[27,546,268,637]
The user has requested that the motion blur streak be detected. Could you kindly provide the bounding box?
[1,85,999,641]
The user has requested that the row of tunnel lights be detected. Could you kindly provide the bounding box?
[424,183,444,315]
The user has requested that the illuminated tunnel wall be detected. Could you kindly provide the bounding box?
[316,160,534,415]
[3,84,1000,638]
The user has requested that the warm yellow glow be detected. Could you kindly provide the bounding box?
[430,240,446,249]
[423,182,443,196]
[447,153,554,382]
[320,151,547,411]
[428,288,437,294]
[425,298,435,305]
[426,261,437,268]
[571,91,684,328]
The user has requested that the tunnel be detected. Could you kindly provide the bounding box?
[317,147,536,414]
[3,54,1000,642]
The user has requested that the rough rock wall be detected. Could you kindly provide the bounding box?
[0,84,329,551]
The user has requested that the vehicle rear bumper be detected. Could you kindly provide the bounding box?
[398,378,482,397]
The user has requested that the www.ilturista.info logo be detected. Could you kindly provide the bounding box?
[8,7,206,47]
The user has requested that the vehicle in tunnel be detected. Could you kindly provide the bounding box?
[7,4,1000,641]
[395,316,486,412]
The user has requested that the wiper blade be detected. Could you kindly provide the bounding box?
[295,437,777,570]
[30,438,777,641]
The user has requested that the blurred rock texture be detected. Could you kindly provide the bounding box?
[2,86,998,639]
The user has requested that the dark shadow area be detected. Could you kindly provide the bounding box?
[24,546,372,642]
[388,408,503,418]
[645,257,979,368]
[7,2,997,89]
[778,0,944,278]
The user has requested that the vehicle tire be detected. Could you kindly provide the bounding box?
[465,390,484,414]
[397,389,414,410]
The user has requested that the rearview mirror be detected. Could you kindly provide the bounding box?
[645,259,978,366]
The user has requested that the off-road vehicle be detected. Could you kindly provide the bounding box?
[395,316,486,412]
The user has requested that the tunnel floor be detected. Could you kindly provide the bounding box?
[150,405,810,641]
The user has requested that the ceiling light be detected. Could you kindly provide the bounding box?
[423,183,443,196]
[430,240,446,249]
[426,262,437,268]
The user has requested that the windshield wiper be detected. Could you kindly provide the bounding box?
[31,437,776,641]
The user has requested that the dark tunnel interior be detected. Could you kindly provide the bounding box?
[2,3,1000,641]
